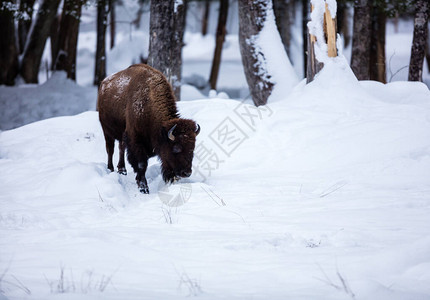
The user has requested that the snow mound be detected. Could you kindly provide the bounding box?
[0,72,97,131]
[1,60,430,299]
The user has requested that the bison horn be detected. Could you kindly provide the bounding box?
[168,124,177,141]
[195,124,200,135]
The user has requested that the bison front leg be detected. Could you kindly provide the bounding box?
[135,161,149,194]
[126,145,150,194]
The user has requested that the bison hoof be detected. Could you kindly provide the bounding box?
[137,181,149,194]
[117,167,127,175]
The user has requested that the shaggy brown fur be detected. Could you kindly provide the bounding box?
[97,64,200,193]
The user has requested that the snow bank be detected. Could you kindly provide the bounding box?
[1,58,430,299]
[0,72,97,131]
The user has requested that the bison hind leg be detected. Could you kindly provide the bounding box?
[104,135,115,172]
[117,139,127,175]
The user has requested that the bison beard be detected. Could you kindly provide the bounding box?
[97,64,200,194]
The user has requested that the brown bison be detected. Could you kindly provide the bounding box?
[97,64,200,194]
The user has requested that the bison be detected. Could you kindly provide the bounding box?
[97,64,200,194]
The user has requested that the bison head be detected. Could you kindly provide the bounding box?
[159,118,200,183]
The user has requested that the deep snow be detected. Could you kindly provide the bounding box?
[1,58,430,299]
[1,1,430,299]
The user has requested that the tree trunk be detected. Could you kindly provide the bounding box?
[302,0,309,76]
[337,0,351,48]
[408,0,429,81]
[53,0,83,81]
[0,0,19,85]
[20,0,61,83]
[94,0,108,86]
[350,0,371,80]
[201,0,210,36]
[209,0,229,90]
[171,0,188,101]
[109,0,116,49]
[238,0,274,106]
[370,8,386,83]
[273,0,292,58]
[148,1,174,84]
[426,30,430,73]
[50,14,60,68]
[18,0,36,54]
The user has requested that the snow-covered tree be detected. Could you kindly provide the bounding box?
[238,0,297,106]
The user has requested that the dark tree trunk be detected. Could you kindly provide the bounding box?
[370,8,386,83]
[202,0,210,36]
[350,0,371,80]
[209,0,229,90]
[426,30,430,73]
[148,1,174,85]
[20,0,61,83]
[0,0,19,85]
[53,0,83,81]
[273,0,292,58]
[337,0,351,48]
[94,0,108,86]
[171,0,188,101]
[408,0,429,81]
[18,0,36,54]
[109,0,116,49]
[50,14,60,67]
[238,0,274,106]
[302,0,309,76]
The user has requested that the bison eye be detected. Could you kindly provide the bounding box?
[173,144,182,154]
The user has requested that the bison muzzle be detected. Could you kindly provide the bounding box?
[97,64,200,194]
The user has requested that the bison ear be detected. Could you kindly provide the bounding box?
[172,144,182,154]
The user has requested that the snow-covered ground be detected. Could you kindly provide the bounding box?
[1,2,430,300]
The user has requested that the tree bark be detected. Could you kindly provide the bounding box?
[171,0,188,101]
[18,0,36,54]
[148,1,174,85]
[20,0,61,83]
[238,0,274,106]
[109,0,116,49]
[426,30,430,73]
[0,0,19,85]
[50,14,60,68]
[350,0,371,80]
[273,0,292,58]
[370,7,386,83]
[53,0,83,81]
[337,0,351,48]
[209,0,228,90]
[94,0,108,86]
[302,0,309,76]
[408,0,429,81]
[201,0,210,36]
